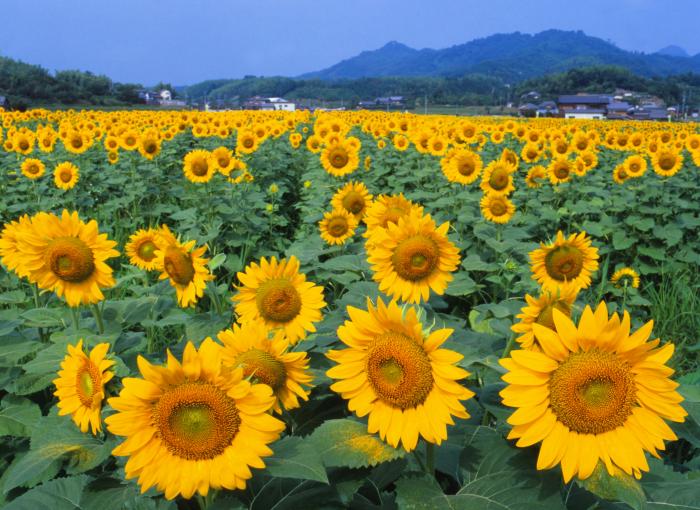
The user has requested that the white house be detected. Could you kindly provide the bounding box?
[267,97,296,111]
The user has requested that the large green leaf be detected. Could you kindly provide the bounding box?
[4,475,88,510]
[308,419,405,469]
[265,436,329,483]
[0,396,41,437]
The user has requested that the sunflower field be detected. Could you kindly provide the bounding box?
[0,108,699,509]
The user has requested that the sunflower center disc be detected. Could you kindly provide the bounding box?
[256,278,302,323]
[535,301,572,330]
[366,332,433,409]
[457,157,475,176]
[489,167,509,190]
[154,382,240,461]
[75,361,101,407]
[191,159,209,176]
[392,235,439,281]
[138,240,157,261]
[60,170,73,183]
[327,217,349,238]
[544,246,584,282]
[659,154,675,170]
[549,350,636,434]
[47,237,95,282]
[164,246,195,285]
[236,349,287,390]
[490,200,507,216]
[330,148,349,168]
[342,192,365,214]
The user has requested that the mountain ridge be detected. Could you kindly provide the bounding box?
[299,30,700,82]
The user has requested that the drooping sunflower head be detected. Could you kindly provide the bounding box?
[330,181,373,219]
[511,286,578,350]
[610,267,640,289]
[54,339,114,435]
[233,255,326,344]
[500,302,687,482]
[183,149,215,183]
[21,158,45,180]
[15,210,119,307]
[529,230,599,293]
[366,210,461,304]
[53,161,79,190]
[363,193,424,236]
[106,339,285,500]
[525,165,547,188]
[319,208,359,246]
[327,297,473,451]
[217,321,313,414]
[480,193,516,224]
[480,160,515,195]
[154,237,212,308]
[125,227,165,271]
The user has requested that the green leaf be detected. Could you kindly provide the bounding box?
[4,475,88,510]
[4,416,113,492]
[0,396,41,437]
[612,230,635,250]
[308,419,405,469]
[208,253,226,270]
[22,341,72,375]
[265,436,329,483]
[642,459,700,509]
[578,463,645,510]
[21,308,65,328]
[445,272,478,296]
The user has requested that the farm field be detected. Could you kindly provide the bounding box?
[0,109,699,509]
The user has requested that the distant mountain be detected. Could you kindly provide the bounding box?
[656,45,689,58]
[300,30,700,82]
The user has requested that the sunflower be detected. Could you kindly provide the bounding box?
[525,165,547,188]
[13,132,35,154]
[154,237,212,307]
[233,256,326,344]
[500,302,686,482]
[319,208,358,245]
[306,135,322,153]
[218,321,313,414]
[652,149,683,177]
[393,134,409,151]
[521,143,541,163]
[54,162,79,190]
[16,210,119,306]
[623,155,647,178]
[427,135,448,156]
[21,158,45,179]
[107,151,119,165]
[53,340,114,434]
[549,158,573,185]
[363,193,424,236]
[611,267,640,289]
[0,214,34,279]
[320,141,359,178]
[530,231,599,293]
[182,149,215,183]
[236,130,259,154]
[138,133,161,160]
[613,164,630,185]
[125,228,163,271]
[480,160,515,195]
[366,211,460,304]
[327,297,473,451]
[511,287,578,350]
[443,149,482,185]
[211,146,235,175]
[106,339,285,500]
[480,193,516,224]
[119,130,140,151]
[331,181,373,219]
[63,130,91,155]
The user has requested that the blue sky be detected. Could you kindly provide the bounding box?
[1,0,697,85]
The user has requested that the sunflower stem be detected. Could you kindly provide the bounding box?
[425,442,436,477]
[502,334,516,358]
[32,284,48,342]
[70,306,80,331]
[91,304,105,335]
